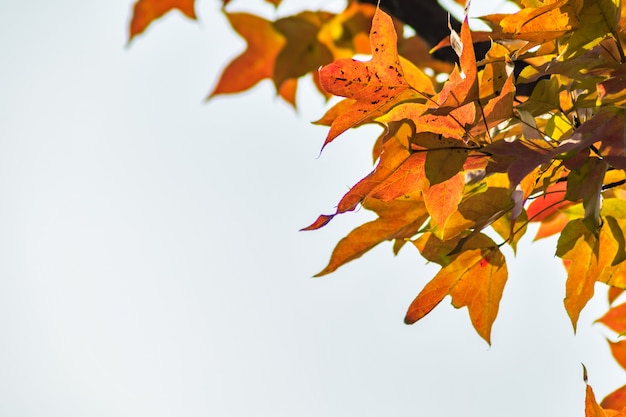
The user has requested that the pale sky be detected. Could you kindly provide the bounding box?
[0,0,622,416]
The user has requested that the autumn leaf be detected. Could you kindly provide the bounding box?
[585,378,609,417]
[607,339,626,371]
[527,181,570,222]
[431,16,479,113]
[435,175,514,241]
[556,219,599,330]
[423,172,464,230]
[128,0,196,41]
[301,122,413,231]
[407,232,508,344]
[317,8,429,148]
[560,0,621,60]
[602,384,626,412]
[609,286,625,305]
[597,302,626,334]
[369,152,428,201]
[315,196,428,276]
[209,13,285,97]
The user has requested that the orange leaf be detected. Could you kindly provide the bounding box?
[378,102,470,141]
[533,211,569,240]
[369,152,428,201]
[407,233,508,344]
[609,287,625,305]
[208,13,285,97]
[315,197,428,276]
[300,214,335,231]
[607,339,626,371]
[336,123,412,212]
[432,17,479,113]
[586,380,609,417]
[302,123,413,230]
[597,302,626,334]
[527,181,569,222]
[424,172,464,230]
[556,219,599,330]
[481,0,580,48]
[128,0,196,41]
[602,384,626,411]
[318,8,423,148]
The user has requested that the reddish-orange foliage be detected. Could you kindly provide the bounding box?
[129,0,626,412]
[128,0,196,41]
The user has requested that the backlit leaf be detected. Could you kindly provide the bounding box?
[407,233,508,344]
[597,302,626,334]
[209,13,285,97]
[586,378,609,417]
[128,0,196,41]
[315,197,428,276]
[607,339,626,371]
[318,8,427,147]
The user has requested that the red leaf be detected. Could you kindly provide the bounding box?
[527,181,569,222]
[209,13,286,97]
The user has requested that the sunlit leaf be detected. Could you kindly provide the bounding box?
[128,0,196,41]
[602,384,626,412]
[209,13,285,97]
[556,219,599,330]
[597,302,626,334]
[407,233,508,344]
[318,8,429,147]
[315,197,428,276]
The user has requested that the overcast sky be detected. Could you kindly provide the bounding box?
[0,0,623,416]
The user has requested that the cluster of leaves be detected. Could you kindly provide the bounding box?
[128,0,626,413]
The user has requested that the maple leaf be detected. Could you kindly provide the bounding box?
[607,339,626,371]
[609,286,624,304]
[585,376,611,417]
[128,0,196,41]
[602,384,626,412]
[597,302,626,334]
[301,122,413,231]
[315,196,428,276]
[317,8,430,148]
[556,219,600,330]
[407,232,508,344]
[209,13,286,98]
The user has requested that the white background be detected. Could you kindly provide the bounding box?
[0,0,623,416]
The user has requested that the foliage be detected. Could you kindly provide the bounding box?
[128,0,626,413]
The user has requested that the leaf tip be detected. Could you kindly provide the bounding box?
[300,214,335,231]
